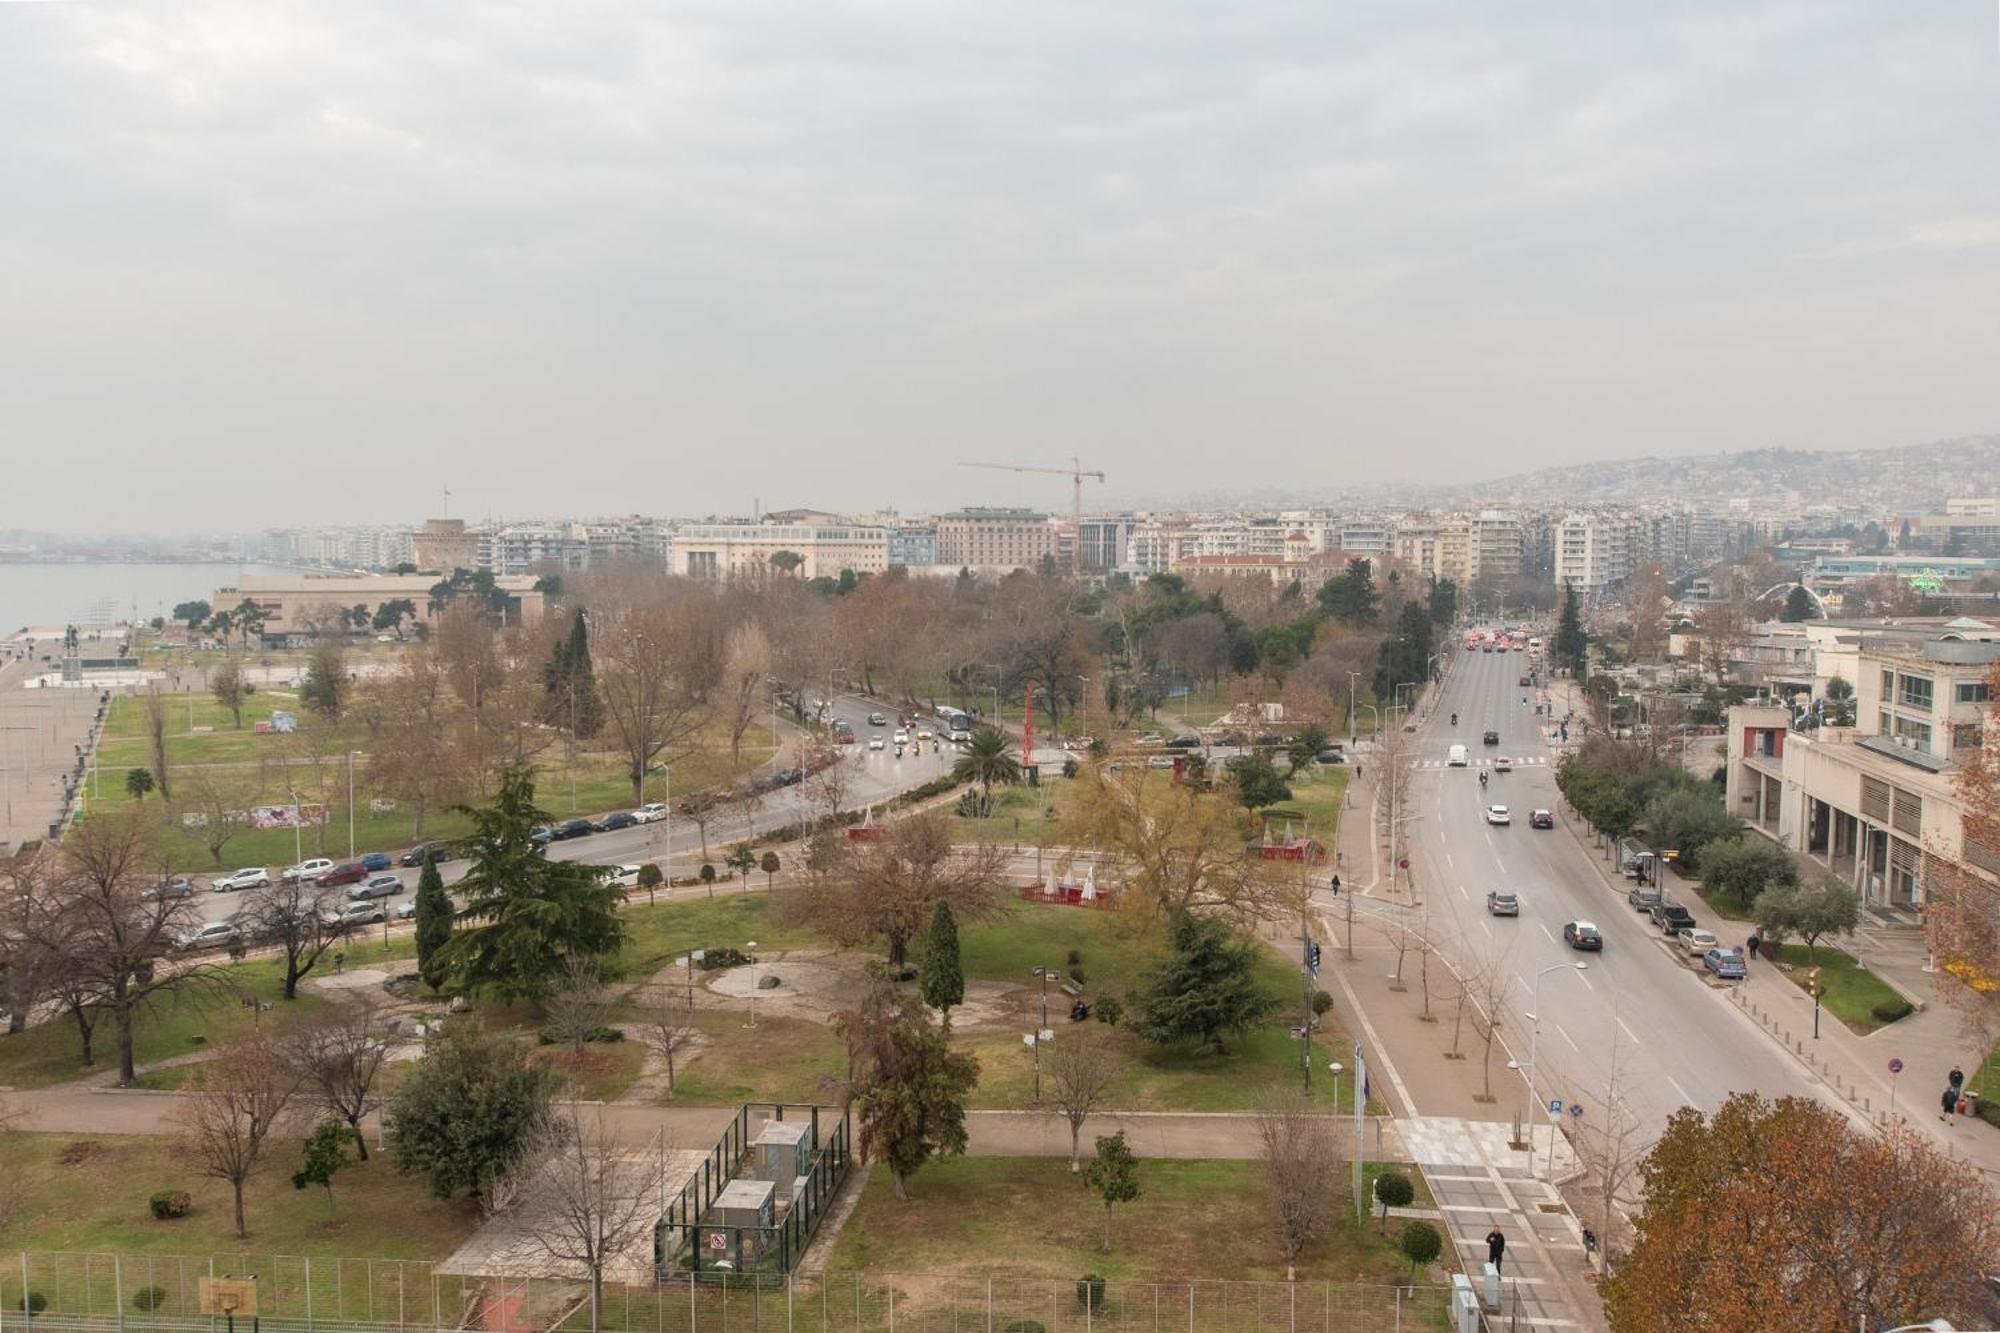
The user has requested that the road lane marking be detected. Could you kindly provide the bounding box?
[1556,1023,1580,1053]
[1457,883,1469,900]
[1575,970,1595,992]
[1539,922,1557,944]
[1667,1075,1695,1106]
[1617,1017,1641,1047]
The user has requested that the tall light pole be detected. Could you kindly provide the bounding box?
[1030,965,1055,1104]
[1347,671,1360,748]
[1523,959,1589,1180]
[346,750,357,858]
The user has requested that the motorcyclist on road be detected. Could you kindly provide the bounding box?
[1479,771,1488,790]
[1450,712,1458,726]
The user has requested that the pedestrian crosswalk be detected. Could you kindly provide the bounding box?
[1421,755,1549,770]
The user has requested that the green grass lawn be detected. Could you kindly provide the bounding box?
[950,779,1072,846]
[0,1133,476,1261]
[664,1011,849,1105]
[827,1157,1435,1286]
[1765,944,1909,1033]
[527,1036,648,1102]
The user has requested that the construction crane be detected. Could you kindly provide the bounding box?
[959,457,1106,577]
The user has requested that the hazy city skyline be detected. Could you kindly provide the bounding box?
[4,1,1997,531]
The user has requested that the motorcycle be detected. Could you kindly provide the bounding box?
[1450,713,1458,726]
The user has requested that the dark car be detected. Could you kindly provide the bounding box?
[1654,903,1697,934]
[1518,675,1531,687]
[1482,730,1500,746]
[1166,735,1202,749]
[1529,809,1555,829]
[549,818,595,841]
[1563,921,1604,951]
[400,840,457,867]
[358,851,394,873]
[1315,749,1347,765]
[316,861,368,887]
[596,811,639,832]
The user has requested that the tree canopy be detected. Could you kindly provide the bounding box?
[1133,911,1277,1054]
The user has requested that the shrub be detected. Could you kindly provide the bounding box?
[19,1291,46,1315]
[1975,1097,2000,1130]
[132,1287,168,1313]
[1374,1171,1415,1229]
[1067,948,1085,969]
[1312,990,1334,1017]
[1062,758,1078,779]
[536,1024,626,1046]
[149,1190,192,1220]
[696,946,754,970]
[1003,1323,1047,1333]
[1075,1274,1105,1311]
[1869,999,1914,1024]
[1095,995,1124,1027]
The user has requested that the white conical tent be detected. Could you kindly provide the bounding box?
[1081,866,1097,901]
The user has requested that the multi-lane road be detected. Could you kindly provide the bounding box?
[1397,636,1832,1133]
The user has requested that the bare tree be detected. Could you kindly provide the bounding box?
[795,750,861,829]
[24,808,209,1085]
[1575,1021,1645,1273]
[282,1000,389,1161]
[1255,1089,1343,1281]
[175,765,253,867]
[1459,948,1512,1103]
[142,687,172,800]
[364,643,464,840]
[637,987,700,1097]
[520,1101,662,1332]
[172,1031,303,1237]
[597,610,711,804]
[720,621,774,763]
[793,812,1007,965]
[242,876,355,1000]
[1046,1036,1120,1172]
[544,956,615,1057]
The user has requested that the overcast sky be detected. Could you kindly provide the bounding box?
[3,1,1996,532]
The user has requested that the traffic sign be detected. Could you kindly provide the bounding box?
[1888,1058,1904,1075]
[1548,1098,1564,1116]
[1569,1103,1584,1119]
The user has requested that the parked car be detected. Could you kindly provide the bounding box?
[1628,886,1663,911]
[1166,735,1202,749]
[400,840,457,867]
[549,818,595,841]
[596,811,639,832]
[1529,809,1554,829]
[1563,921,1604,951]
[604,865,643,885]
[316,862,368,888]
[1137,732,1165,746]
[1519,675,1531,686]
[1654,903,1697,934]
[213,867,270,892]
[143,876,195,901]
[283,858,335,883]
[180,920,243,951]
[1482,730,1500,746]
[1703,949,1748,980]
[1315,749,1347,765]
[634,803,667,823]
[349,874,403,900]
[358,851,394,873]
[395,899,419,920]
[1678,927,1720,956]
[1486,891,1520,917]
[332,900,386,927]
[1485,804,1512,826]
[530,826,554,847]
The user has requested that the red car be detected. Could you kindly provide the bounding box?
[315,861,368,888]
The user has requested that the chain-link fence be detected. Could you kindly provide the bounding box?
[0,1254,1453,1333]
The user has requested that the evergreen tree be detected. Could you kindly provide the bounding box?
[432,766,625,1005]
[1081,1131,1141,1252]
[1133,911,1278,1054]
[413,850,454,991]
[1555,584,1588,676]
[919,900,965,1027]
[1781,585,1817,622]
[542,609,604,738]
[840,986,979,1200]
[389,1022,559,1205]
[291,1120,359,1216]
[1316,559,1380,624]
[1428,577,1458,626]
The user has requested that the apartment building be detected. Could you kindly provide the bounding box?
[1338,520,1394,557]
[1555,511,1639,595]
[885,524,938,568]
[1725,620,1999,910]
[672,521,890,580]
[934,508,1055,570]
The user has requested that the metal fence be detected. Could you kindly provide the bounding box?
[0,1255,1453,1333]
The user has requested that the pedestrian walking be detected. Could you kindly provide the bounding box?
[1486,1229,1506,1273]
[1329,874,1342,896]
[1746,935,1761,961]
[1943,1084,1960,1125]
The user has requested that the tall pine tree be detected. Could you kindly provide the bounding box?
[1133,911,1277,1054]
[1555,583,1588,677]
[919,901,964,1029]
[414,850,453,991]
[542,608,604,738]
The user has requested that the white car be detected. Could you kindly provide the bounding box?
[893,729,909,745]
[915,726,934,741]
[283,858,335,883]
[180,920,241,951]
[214,867,270,892]
[1493,755,1513,773]
[606,865,643,885]
[634,803,667,824]
[1485,804,1512,826]
[1679,927,1720,956]
[868,735,886,751]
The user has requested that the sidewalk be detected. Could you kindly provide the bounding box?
[1316,896,1606,1332]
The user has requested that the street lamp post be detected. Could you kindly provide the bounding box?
[1524,960,1589,1180]
[347,750,358,859]
[746,940,760,1029]
[1030,965,1056,1103]
[1328,1061,1343,1112]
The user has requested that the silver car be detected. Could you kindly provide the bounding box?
[213,867,269,892]
[349,873,403,900]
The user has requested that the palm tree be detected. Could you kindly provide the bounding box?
[950,725,1021,811]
